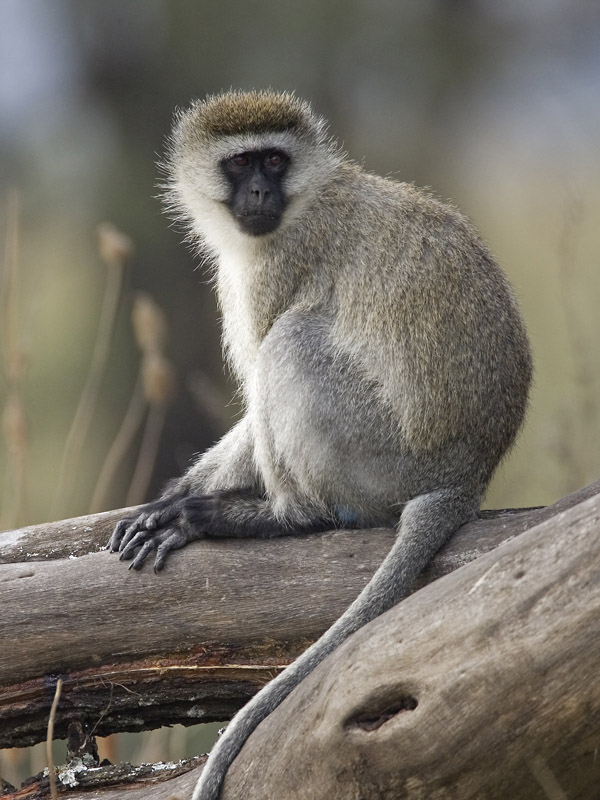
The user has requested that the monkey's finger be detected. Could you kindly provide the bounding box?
[145,500,184,530]
[125,509,158,532]
[154,528,193,572]
[119,527,158,559]
[118,519,153,552]
[128,539,158,570]
[107,518,130,551]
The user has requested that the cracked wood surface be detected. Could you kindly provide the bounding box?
[1,481,598,762]
[2,481,598,800]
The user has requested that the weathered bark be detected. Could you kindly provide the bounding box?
[3,481,598,800]
[0,482,598,751]
[0,513,496,748]
[221,487,600,800]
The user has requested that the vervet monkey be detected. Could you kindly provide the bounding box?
[109,90,532,799]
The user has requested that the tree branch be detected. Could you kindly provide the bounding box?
[220,486,600,800]
[1,481,599,799]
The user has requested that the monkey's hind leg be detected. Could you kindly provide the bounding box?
[191,486,479,800]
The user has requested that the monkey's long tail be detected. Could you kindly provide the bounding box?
[191,487,478,800]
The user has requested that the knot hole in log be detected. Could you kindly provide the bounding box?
[345,694,419,732]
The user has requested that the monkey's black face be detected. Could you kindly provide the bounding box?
[221,149,290,236]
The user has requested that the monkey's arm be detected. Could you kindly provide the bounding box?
[108,417,263,570]
[178,416,261,494]
[110,489,334,572]
[191,487,479,800]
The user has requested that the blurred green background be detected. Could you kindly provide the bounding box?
[2,0,600,524]
[1,0,599,786]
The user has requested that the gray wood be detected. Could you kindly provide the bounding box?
[12,481,599,800]
[0,481,597,751]
[222,489,600,800]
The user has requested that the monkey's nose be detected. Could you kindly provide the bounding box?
[250,185,270,203]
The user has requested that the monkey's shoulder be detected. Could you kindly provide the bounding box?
[325,165,488,257]
[322,172,499,294]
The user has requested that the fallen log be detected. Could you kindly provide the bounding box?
[1,481,599,799]
[0,483,597,750]
[219,486,600,799]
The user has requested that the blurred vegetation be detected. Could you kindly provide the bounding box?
[1,0,599,789]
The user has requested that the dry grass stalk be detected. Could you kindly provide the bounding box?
[132,291,168,355]
[125,310,176,505]
[1,189,30,529]
[92,291,175,510]
[528,755,568,800]
[89,371,146,513]
[52,223,132,518]
[46,678,63,800]
[125,403,168,506]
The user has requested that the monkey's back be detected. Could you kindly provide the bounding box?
[315,164,532,486]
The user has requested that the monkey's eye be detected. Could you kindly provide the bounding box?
[263,150,289,172]
[230,153,250,168]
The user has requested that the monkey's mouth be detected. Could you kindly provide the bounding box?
[235,211,282,236]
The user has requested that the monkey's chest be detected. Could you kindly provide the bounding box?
[248,311,404,513]
[218,259,288,388]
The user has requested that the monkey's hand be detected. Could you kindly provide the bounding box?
[107,491,201,572]
[109,489,298,572]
